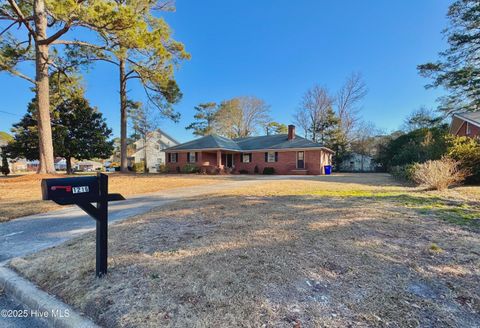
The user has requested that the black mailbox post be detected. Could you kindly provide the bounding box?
[41,173,124,277]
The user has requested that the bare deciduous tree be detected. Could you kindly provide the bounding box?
[128,102,160,173]
[293,109,310,138]
[215,96,270,138]
[351,121,378,171]
[294,85,333,141]
[335,72,367,141]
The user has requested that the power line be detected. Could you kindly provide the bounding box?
[0,109,23,117]
[0,109,67,127]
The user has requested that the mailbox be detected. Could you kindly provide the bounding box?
[42,176,100,205]
[41,173,125,277]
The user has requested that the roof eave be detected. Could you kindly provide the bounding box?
[453,113,480,128]
[166,146,334,153]
[165,147,242,152]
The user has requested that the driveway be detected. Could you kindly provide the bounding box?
[0,178,264,261]
[0,178,263,328]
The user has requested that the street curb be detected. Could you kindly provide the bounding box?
[0,264,99,328]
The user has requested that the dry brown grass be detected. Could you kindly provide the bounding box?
[10,175,480,327]
[0,173,221,222]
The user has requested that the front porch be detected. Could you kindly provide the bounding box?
[195,150,238,174]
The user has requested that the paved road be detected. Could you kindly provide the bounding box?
[0,294,48,328]
[0,178,264,327]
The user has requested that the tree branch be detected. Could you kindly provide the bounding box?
[124,69,138,79]
[0,20,19,36]
[38,23,70,45]
[51,39,105,49]
[7,0,36,38]
[1,66,36,84]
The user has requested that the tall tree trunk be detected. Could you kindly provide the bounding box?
[34,0,55,174]
[119,59,128,173]
[66,156,72,175]
[143,137,148,174]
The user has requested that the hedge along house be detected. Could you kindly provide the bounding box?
[165,125,334,175]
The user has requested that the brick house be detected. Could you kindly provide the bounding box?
[450,112,480,137]
[165,125,333,175]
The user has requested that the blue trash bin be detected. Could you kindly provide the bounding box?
[324,165,332,175]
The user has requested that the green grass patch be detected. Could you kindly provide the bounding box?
[298,189,480,228]
[300,190,407,198]
[429,243,444,253]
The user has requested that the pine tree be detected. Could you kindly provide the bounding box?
[186,103,218,136]
[418,0,480,113]
[1,148,9,176]
[0,0,142,173]
[64,2,189,172]
[309,107,348,169]
[9,96,113,174]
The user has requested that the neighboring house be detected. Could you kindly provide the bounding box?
[75,160,103,172]
[340,153,376,172]
[0,139,7,158]
[54,158,67,171]
[8,158,26,172]
[165,125,333,175]
[450,112,480,137]
[27,160,40,171]
[131,129,179,172]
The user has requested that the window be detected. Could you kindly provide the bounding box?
[266,151,277,163]
[466,122,472,135]
[188,152,196,163]
[242,153,251,163]
[169,153,178,163]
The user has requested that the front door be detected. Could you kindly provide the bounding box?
[226,154,233,168]
[297,151,305,169]
[222,153,234,168]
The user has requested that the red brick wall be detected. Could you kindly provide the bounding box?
[166,151,219,172]
[234,150,329,175]
[166,150,332,175]
[456,121,480,137]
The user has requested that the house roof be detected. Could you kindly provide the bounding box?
[453,112,480,127]
[76,160,102,166]
[166,134,242,151]
[165,134,333,152]
[133,128,180,147]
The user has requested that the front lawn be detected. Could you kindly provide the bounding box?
[0,173,222,222]
[10,175,480,327]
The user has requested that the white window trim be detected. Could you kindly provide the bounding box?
[296,151,304,169]
[466,122,472,135]
[171,153,178,163]
[267,151,276,163]
[188,152,196,163]
[242,153,251,163]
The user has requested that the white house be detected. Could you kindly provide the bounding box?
[75,160,103,172]
[54,158,67,171]
[340,153,376,172]
[131,129,179,172]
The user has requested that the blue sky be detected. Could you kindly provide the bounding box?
[0,0,449,143]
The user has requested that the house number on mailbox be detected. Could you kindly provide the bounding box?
[72,186,89,194]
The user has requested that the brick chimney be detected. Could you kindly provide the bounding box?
[288,125,295,140]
